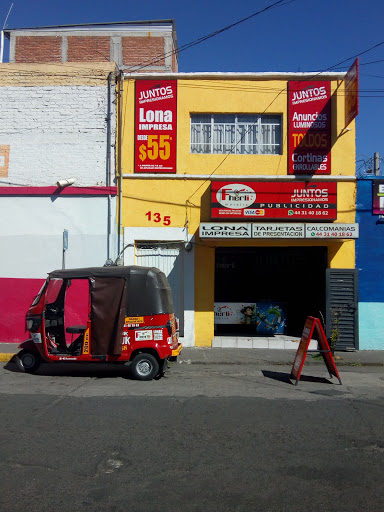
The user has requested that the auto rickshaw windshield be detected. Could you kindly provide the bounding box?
[31,278,49,306]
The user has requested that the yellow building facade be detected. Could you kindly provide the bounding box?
[119,73,357,349]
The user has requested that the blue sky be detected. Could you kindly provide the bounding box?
[1,0,383,169]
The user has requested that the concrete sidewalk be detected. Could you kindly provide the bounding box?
[1,343,384,366]
[180,347,384,366]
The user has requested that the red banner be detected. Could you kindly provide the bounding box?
[345,58,359,127]
[135,80,177,173]
[211,181,337,220]
[288,81,331,175]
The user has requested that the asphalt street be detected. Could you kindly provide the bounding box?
[1,358,383,512]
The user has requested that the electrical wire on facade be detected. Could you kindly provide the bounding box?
[177,82,384,96]
[3,10,383,208]
[185,68,361,202]
[1,69,383,95]
[181,42,384,204]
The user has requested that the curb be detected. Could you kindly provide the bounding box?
[185,360,384,367]
[2,352,383,367]
[0,353,16,363]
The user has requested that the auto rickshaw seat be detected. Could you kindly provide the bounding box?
[66,326,87,355]
[66,325,87,334]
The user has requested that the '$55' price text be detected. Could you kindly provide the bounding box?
[139,135,171,161]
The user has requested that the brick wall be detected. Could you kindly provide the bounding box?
[0,85,116,186]
[122,36,165,67]
[67,36,110,62]
[11,32,176,70]
[15,36,62,63]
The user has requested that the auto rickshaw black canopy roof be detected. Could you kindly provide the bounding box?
[48,266,175,316]
[49,266,167,280]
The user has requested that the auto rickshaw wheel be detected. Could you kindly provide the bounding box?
[16,350,41,374]
[130,353,159,381]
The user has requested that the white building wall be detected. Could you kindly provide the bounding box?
[0,85,115,187]
[0,195,117,278]
[0,76,118,342]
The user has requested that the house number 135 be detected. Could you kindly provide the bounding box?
[145,211,171,225]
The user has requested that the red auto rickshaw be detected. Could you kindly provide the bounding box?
[17,266,182,380]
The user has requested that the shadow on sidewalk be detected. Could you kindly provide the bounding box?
[262,370,332,385]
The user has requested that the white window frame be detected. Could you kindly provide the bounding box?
[190,113,282,155]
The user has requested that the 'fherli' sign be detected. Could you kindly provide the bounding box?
[211,181,337,220]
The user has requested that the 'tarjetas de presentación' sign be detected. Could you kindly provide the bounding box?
[199,223,358,239]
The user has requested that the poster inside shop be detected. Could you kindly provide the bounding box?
[288,81,332,175]
[211,181,337,220]
[214,302,287,334]
[135,80,177,173]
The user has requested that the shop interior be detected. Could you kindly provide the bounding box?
[214,246,327,337]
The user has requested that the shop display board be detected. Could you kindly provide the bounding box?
[214,302,287,334]
[291,316,342,385]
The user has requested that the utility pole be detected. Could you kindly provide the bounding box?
[374,152,380,175]
[0,3,13,64]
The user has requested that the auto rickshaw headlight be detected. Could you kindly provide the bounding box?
[26,316,42,332]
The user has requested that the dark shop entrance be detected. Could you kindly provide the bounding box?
[214,246,327,337]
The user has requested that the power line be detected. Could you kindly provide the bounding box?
[321,40,384,73]
[3,67,384,96]
[360,74,384,79]
[177,81,384,95]
[0,1,292,82]
[359,58,384,67]
[125,0,293,73]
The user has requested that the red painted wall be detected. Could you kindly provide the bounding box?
[0,277,91,344]
[0,277,45,343]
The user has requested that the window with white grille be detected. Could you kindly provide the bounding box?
[190,114,282,155]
